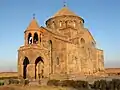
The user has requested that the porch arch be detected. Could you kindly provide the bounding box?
[23,57,29,79]
[35,56,44,79]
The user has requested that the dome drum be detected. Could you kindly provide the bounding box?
[46,15,84,30]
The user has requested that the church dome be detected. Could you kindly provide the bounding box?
[53,7,77,17]
[51,7,84,22]
[46,7,84,31]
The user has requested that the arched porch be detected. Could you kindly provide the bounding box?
[23,57,29,79]
[35,56,44,79]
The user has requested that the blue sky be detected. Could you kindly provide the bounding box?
[0,0,120,71]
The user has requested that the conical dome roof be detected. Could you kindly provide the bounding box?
[26,18,40,30]
[53,7,77,17]
[46,7,84,26]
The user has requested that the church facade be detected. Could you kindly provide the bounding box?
[18,7,104,80]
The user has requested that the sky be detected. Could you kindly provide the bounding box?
[0,0,120,72]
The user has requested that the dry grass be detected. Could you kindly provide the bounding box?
[0,85,70,90]
[0,72,18,78]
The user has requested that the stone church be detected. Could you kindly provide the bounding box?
[18,6,104,80]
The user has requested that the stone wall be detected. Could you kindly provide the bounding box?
[97,49,104,71]
[66,43,81,74]
[52,37,67,74]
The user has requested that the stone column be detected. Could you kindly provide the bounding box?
[38,32,40,44]
[18,65,23,78]
[25,33,28,46]
[44,60,50,78]
[27,64,35,79]
[32,32,34,44]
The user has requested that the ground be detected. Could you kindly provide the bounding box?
[0,85,74,90]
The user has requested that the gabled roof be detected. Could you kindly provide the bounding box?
[53,7,77,17]
[26,18,40,30]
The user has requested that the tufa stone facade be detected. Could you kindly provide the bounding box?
[18,7,104,80]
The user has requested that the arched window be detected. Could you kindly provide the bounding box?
[56,57,59,65]
[88,48,90,57]
[80,21,81,24]
[49,40,52,45]
[28,33,32,44]
[79,21,83,27]
[60,21,62,27]
[48,40,53,73]
[52,21,55,28]
[73,21,76,27]
[81,38,85,44]
[33,32,38,44]
[65,21,67,27]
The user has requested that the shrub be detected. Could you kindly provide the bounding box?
[112,79,120,89]
[117,84,120,90]
[83,81,89,88]
[47,79,120,90]
[47,80,89,89]
[75,80,89,88]
[99,80,107,90]
[106,81,111,90]
[4,79,9,85]
[8,79,20,85]
[74,80,83,88]
[25,79,29,85]
[0,81,4,86]
[108,81,114,90]
[47,79,60,86]
[60,80,75,87]
[93,80,100,89]
[9,79,14,84]
[89,84,94,89]
[19,79,29,85]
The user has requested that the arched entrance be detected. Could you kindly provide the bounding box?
[35,57,44,79]
[23,57,29,79]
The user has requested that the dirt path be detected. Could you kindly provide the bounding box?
[0,85,70,90]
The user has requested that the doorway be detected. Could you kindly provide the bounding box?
[35,57,44,79]
[23,57,29,79]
